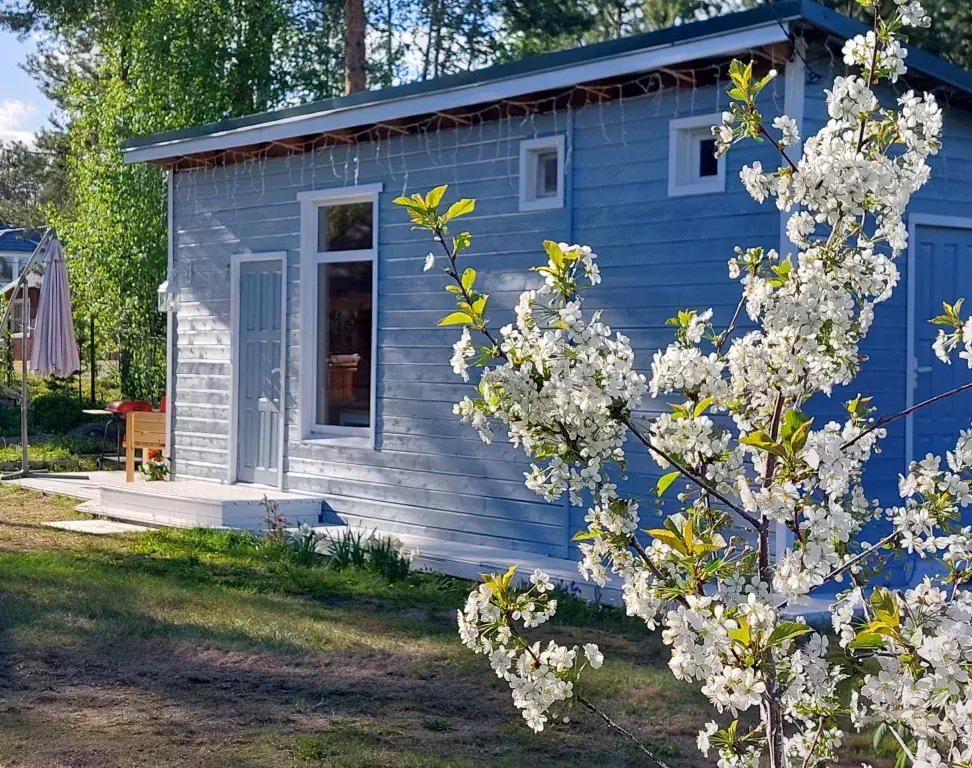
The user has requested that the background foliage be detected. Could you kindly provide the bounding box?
[0,0,970,399]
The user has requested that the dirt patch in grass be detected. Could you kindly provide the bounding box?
[0,490,893,768]
[0,484,133,554]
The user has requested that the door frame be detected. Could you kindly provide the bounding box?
[229,251,288,488]
[905,214,972,468]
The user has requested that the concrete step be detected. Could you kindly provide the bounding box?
[76,498,210,529]
[92,480,323,530]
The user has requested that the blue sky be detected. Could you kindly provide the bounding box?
[0,30,55,144]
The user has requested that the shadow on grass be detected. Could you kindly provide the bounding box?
[0,545,699,768]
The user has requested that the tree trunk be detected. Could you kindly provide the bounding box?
[344,0,367,94]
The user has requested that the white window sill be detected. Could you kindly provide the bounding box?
[519,196,564,212]
[301,431,372,449]
[668,180,725,198]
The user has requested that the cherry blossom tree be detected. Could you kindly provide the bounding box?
[395,1,972,765]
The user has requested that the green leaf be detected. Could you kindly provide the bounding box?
[669,402,690,420]
[694,397,715,418]
[500,564,517,589]
[845,394,873,418]
[543,240,564,269]
[740,431,788,460]
[646,528,687,556]
[728,614,752,646]
[780,409,809,442]
[752,70,776,97]
[425,185,447,209]
[472,296,487,316]
[768,621,812,647]
[849,631,887,650]
[780,409,813,453]
[443,198,475,221]
[461,267,476,291]
[453,231,471,252]
[789,418,813,453]
[393,195,423,210]
[438,311,473,326]
[656,471,680,497]
[572,530,598,541]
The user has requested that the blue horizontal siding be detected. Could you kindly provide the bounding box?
[170,47,972,561]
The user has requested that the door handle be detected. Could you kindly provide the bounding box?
[916,366,932,374]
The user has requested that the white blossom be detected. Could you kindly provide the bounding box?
[432,6,967,765]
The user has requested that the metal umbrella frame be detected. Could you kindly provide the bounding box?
[0,227,55,480]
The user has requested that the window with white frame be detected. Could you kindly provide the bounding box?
[519,135,565,212]
[668,114,725,197]
[298,184,381,443]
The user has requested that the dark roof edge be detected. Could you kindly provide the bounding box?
[123,0,804,152]
[123,0,972,155]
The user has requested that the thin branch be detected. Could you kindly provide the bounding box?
[629,536,690,608]
[843,380,972,451]
[857,9,882,154]
[777,531,899,610]
[624,417,761,529]
[576,695,676,768]
[758,124,798,172]
[432,223,507,357]
[716,295,747,354]
[887,725,916,764]
[506,619,674,768]
[801,715,827,768]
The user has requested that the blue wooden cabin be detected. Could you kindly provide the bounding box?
[125,0,972,584]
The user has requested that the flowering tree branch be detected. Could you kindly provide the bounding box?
[395,3,972,767]
[625,416,762,529]
[575,695,675,768]
[776,530,900,611]
[843,379,972,450]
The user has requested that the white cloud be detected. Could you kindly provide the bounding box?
[0,100,37,146]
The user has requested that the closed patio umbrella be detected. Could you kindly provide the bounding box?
[29,237,80,377]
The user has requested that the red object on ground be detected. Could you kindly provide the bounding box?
[106,400,154,414]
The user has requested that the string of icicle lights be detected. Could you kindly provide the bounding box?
[169,31,958,207]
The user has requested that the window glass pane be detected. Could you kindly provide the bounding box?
[535,150,559,198]
[316,260,373,428]
[698,138,719,178]
[317,202,373,252]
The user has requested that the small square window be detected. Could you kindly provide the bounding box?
[698,138,719,178]
[668,115,726,198]
[519,135,565,212]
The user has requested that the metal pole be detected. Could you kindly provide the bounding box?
[89,316,95,405]
[20,285,28,477]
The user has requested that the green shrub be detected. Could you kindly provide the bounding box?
[0,401,19,436]
[323,528,414,582]
[366,535,413,582]
[324,528,369,569]
[28,393,84,434]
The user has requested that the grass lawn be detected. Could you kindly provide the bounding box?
[0,485,893,768]
[0,436,107,471]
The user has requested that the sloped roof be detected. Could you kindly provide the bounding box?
[0,228,41,255]
[123,0,972,165]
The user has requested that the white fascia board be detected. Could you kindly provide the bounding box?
[125,22,789,165]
